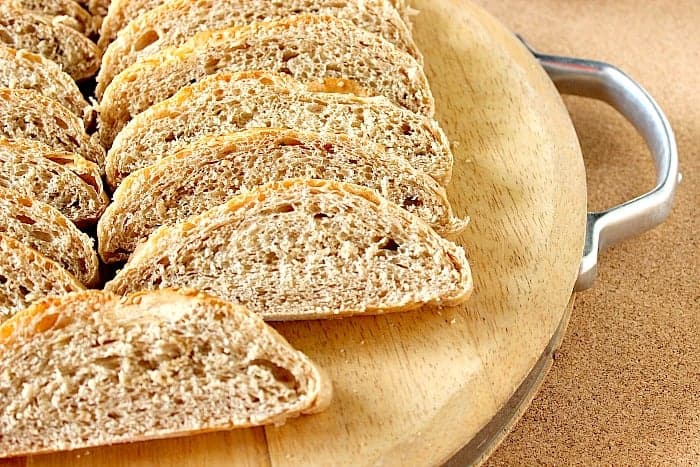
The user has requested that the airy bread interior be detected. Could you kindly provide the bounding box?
[99,128,466,263]
[0,137,109,227]
[0,4,100,80]
[0,187,99,286]
[98,0,164,49]
[96,0,420,96]
[0,45,93,127]
[10,0,96,36]
[98,14,432,146]
[105,71,452,187]
[0,233,84,322]
[0,89,105,167]
[105,179,472,320]
[0,289,331,457]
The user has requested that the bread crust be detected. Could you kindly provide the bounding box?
[98,15,432,147]
[0,137,109,226]
[105,179,473,319]
[0,4,100,80]
[95,0,421,97]
[0,288,331,458]
[99,128,466,262]
[9,0,97,36]
[0,233,84,322]
[0,187,99,286]
[0,89,105,168]
[0,45,93,127]
[104,71,452,187]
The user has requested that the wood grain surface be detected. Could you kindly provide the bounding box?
[474,1,700,465]
[4,1,588,465]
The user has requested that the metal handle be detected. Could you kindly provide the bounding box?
[518,37,680,291]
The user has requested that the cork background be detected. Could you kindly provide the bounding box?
[469,1,699,465]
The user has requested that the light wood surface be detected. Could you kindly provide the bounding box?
[8,1,587,465]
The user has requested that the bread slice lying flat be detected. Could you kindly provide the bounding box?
[0,4,100,81]
[98,0,163,50]
[0,45,93,127]
[105,179,472,320]
[98,15,432,146]
[9,0,96,36]
[0,138,109,227]
[0,89,105,168]
[0,187,99,287]
[0,233,84,322]
[105,71,452,188]
[0,288,331,457]
[96,0,421,97]
[99,129,466,263]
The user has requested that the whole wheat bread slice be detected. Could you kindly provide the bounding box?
[0,288,331,458]
[96,0,421,97]
[99,129,466,263]
[0,187,99,286]
[0,233,84,322]
[9,0,97,36]
[98,15,432,146]
[0,45,94,128]
[0,89,105,168]
[0,4,100,81]
[98,0,163,50]
[105,179,472,320]
[105,71,452,188]
[0,137,108,227]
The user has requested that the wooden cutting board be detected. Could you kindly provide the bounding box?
[6,1,587,465]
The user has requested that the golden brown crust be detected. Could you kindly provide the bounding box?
[0,137,109,226]
[0,288,331,457]
[106,179,473,320]
[0,186,99,286]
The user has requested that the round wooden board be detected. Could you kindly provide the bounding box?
[11,1,587,466]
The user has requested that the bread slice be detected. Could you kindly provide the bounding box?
[105,179,472,320]
[98,0,163,50]
[9,0,97,36]
[0,45,94,128]
[0,4,100,81]
[0,137,109,227]
[77,0,109,19]
[0,233,84,322]
[105,71,452,188]
[0,187,99,286]
[0,288,331,457]
[98,15,432,146]
[99,129,466,263]
[0,89,105,168]
[96,0,421,97]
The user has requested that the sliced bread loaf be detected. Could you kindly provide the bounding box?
[0,187,99,286]
[105,179,473,321]
[96,0,421,97]
[99,128,466,263]
[0,89,105,168]
[98,15,432,145]
[0,4,100,80]
[98,0,163,50]
[0,45,93,128]
[9,0,96,36]
[104,71,452,188]
[0,288,331,457]
[0,233,84,322]
[0,137,108,226]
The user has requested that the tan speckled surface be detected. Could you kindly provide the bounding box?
[469,0,700,464]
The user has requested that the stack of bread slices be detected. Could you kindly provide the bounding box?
[0,0,474,458]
